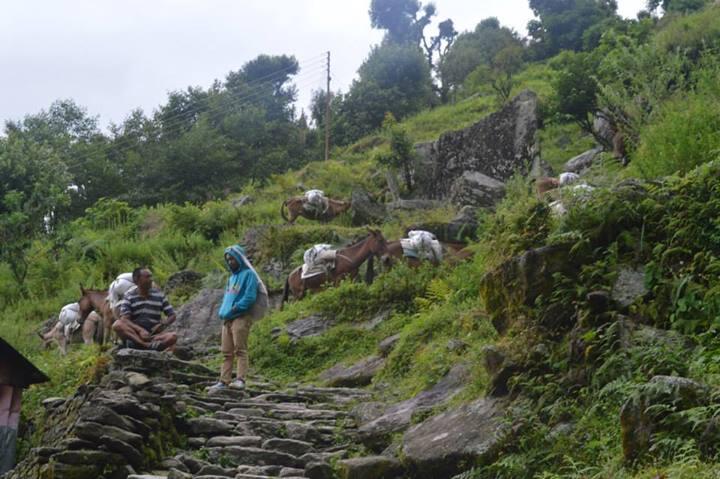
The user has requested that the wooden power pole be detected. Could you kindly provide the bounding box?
[324,51,331,161]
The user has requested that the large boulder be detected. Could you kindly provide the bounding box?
[338,456,404,479]
[480,244,579,334]
[351,190,387,226]
[357,363,470,450]
[171,288,224,348]
[319,356,385,387]
[564,147,603,174]
[611,265,647,309]
[413,90,540,207]
[620,376,712,462]
[401,397,509,478]
[448,171,506,208]
[283,315,336,342]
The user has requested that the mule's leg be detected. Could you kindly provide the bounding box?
[102,305,116,344]
[81,317,96,345]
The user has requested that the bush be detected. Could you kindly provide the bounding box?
[653,6,720,59]
[631,92,720,178]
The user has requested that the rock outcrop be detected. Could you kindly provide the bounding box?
[402,397,509,478]
[413,90,540,207]
[171,288,224,349]
[356,363,470,450]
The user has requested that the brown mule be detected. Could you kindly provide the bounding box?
[281,229,388,305]
[280,196,351,224]
[77,286,114,344]
[381,240,474,269]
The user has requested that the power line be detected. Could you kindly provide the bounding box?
[144,53,327,135]
[65,54,329,164]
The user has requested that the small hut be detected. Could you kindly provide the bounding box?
[0,337,49,474]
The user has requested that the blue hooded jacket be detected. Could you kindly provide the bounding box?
[218,245,258,321]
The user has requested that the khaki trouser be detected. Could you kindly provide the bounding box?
[220,315,252,383]
[219,292,268,383]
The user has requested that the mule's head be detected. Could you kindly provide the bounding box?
[77,286,107,321]
[77,289,94,322]
[366,228,388,256]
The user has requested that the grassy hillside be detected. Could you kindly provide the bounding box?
[4,6,720,477]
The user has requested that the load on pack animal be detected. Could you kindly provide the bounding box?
[281,189,351,224]
[281,229,388,305]
[38,302,100,354]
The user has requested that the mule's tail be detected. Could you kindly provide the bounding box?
[365,254,375,285]
[281,276,290,310]
[280,200,290,223]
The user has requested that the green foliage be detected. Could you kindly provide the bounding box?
[550,51,600,134]
[527,0,619,58]
[334,42,434,144]
[440,18,524,98]
[375,116,416,191]
[631,90,720,178]
[0,130,72,287]
[539,122,598,173]
[653,7,720,57]
[648,0,712,14]
[166,200,243,242]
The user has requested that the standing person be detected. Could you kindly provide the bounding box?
[113,267,177,351]
[208,245,268,391]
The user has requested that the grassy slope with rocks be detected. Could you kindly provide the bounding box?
[4,7,720,477]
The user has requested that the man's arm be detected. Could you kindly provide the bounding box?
[151,293,177,333]
[231,271,258,315]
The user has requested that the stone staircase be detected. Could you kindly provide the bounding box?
[6,348,403,479]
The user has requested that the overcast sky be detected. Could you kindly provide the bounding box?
[0,0,647,130]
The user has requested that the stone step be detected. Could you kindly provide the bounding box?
[206,446,303,469]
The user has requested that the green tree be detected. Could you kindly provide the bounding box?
[5,100,120,220]
[647,0,710,14]
[441,18,524,99]
[369,0,456,99]
[376,114,416,191]
[472,44,525,103]
[0,132,71,288]
[551,51,600,136]
[527,0,619,58]
[336,43,433,144]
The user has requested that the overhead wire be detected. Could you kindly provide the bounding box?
[67,52,329,164]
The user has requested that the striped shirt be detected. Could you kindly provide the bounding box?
[118,286,175,332]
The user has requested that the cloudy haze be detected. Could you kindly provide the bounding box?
[0,0,646,130]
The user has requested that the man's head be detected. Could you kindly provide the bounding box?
[223,245,247,273]
[225,253,240,272]
[132,267,153,290]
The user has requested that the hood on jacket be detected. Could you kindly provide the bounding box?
[224,244,248,272]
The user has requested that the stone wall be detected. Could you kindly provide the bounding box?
[413,90,542,207]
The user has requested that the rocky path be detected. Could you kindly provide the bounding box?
[7,349,404,479]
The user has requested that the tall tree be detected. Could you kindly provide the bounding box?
[369,0,456,98]
[440,18,524,97]
[527,0,618,58]
[335,43,433,143]
[0,132,71,288]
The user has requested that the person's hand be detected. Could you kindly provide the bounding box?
[151,322,165,334]
[139,329,151,341]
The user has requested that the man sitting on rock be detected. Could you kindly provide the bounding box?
[113,267,177,351]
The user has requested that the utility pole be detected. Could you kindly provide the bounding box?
[324,51,331,161]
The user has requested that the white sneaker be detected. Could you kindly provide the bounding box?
[229,378,246,390]
[206,381,227,393]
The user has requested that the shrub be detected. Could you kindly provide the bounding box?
[631,92,720,178]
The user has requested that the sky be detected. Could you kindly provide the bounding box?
[0,0,647,130]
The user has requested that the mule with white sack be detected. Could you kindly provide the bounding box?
[281,229,388,305]
[280,189,351,224]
